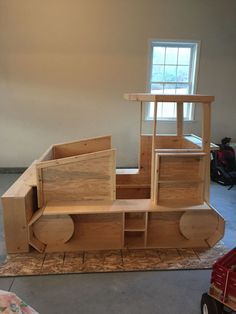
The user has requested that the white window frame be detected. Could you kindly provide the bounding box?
[146,39,200,121]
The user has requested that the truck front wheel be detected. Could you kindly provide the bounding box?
[201,293,223,314]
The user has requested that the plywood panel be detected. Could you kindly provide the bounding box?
[147,212,208,248]
[37,149,116,207]
[33,215,74,245]
[45,214,123,252]
[159,156,204,181]
[53,135,111,159]
[179,211,219,240]
[157,182,204,205]
[2,188,36,253]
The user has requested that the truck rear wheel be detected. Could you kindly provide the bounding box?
[201,293,223,314]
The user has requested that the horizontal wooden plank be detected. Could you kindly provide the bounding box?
[124,93,215,103]
[37,199,213,218]
[53,135,112,159]
[42,199,152,215]
[155,150,206,156]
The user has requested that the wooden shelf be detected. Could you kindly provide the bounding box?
[153,201,209,211]
[124,231,145,248]
[125,212,146,231]
[158,179,204,184]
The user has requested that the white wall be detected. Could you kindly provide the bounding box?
[0,0,236,167]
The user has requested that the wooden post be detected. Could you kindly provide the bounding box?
[202,102,211,202]
[177,102,183,137]
[151,98,158,201]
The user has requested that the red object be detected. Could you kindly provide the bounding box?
[210,247,236,303]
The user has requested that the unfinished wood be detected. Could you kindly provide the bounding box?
[157,182,204,205]
[116,186,150,199]
[153,153,160,204]
[158,155,205,181]
[37,149,116,207]
[42,199,152,215]
[124,93,215,103]
[177,102,183,137]
[28,226,46,253]
[147,212,208,248]
[124,231,145,248]
[152,201,212,212]
[41,199,217,215]
[2,162,37,198]
[155,149,205,154]
[206,206,225,247]
[53,135,111,159]
[33,215,74,245]
[155,136,184,149]
[151,101,158,201]
[125,212,146,230]
[202,103,211,202]
[184,134,219,151]
[179,211,219,240]
[2,187,37,253]
[45,213,123,252]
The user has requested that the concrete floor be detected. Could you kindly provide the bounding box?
[0,173,235,314]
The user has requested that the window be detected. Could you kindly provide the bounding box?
[147,40,200,121]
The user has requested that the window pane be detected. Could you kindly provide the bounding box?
[152,65,164,81]
[164,83,176,94]
[164,65,177,82]
[184,103,192,120]
[176,83,189,94]
[165,47,178,64]
[151,83,163,94]
[178,48,191,65]
[160,102,176,118]
[177,65,189,82]
[153,47,165,64]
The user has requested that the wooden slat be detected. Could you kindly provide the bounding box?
[177,102,183,137]
[124,93,215,103]
[202,103,211,202]
[53,135,111,159]
[42,199,152,215]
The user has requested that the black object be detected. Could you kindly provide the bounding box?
[211,137,236,189]
[200,293,223,314]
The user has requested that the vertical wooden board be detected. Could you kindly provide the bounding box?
[177,102,183,137]
[37,149,116,206]
[147,212,183,247]
[2,196,30,253]
[140,135,152,174]
[74,214,123,250]
[152,154,160,204]
[53,136,111,159]
[202,103,211,202]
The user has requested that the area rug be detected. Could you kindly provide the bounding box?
[0,242,229,277]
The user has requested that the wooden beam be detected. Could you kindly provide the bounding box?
[177,102,183,137]
[124,93,215,103]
